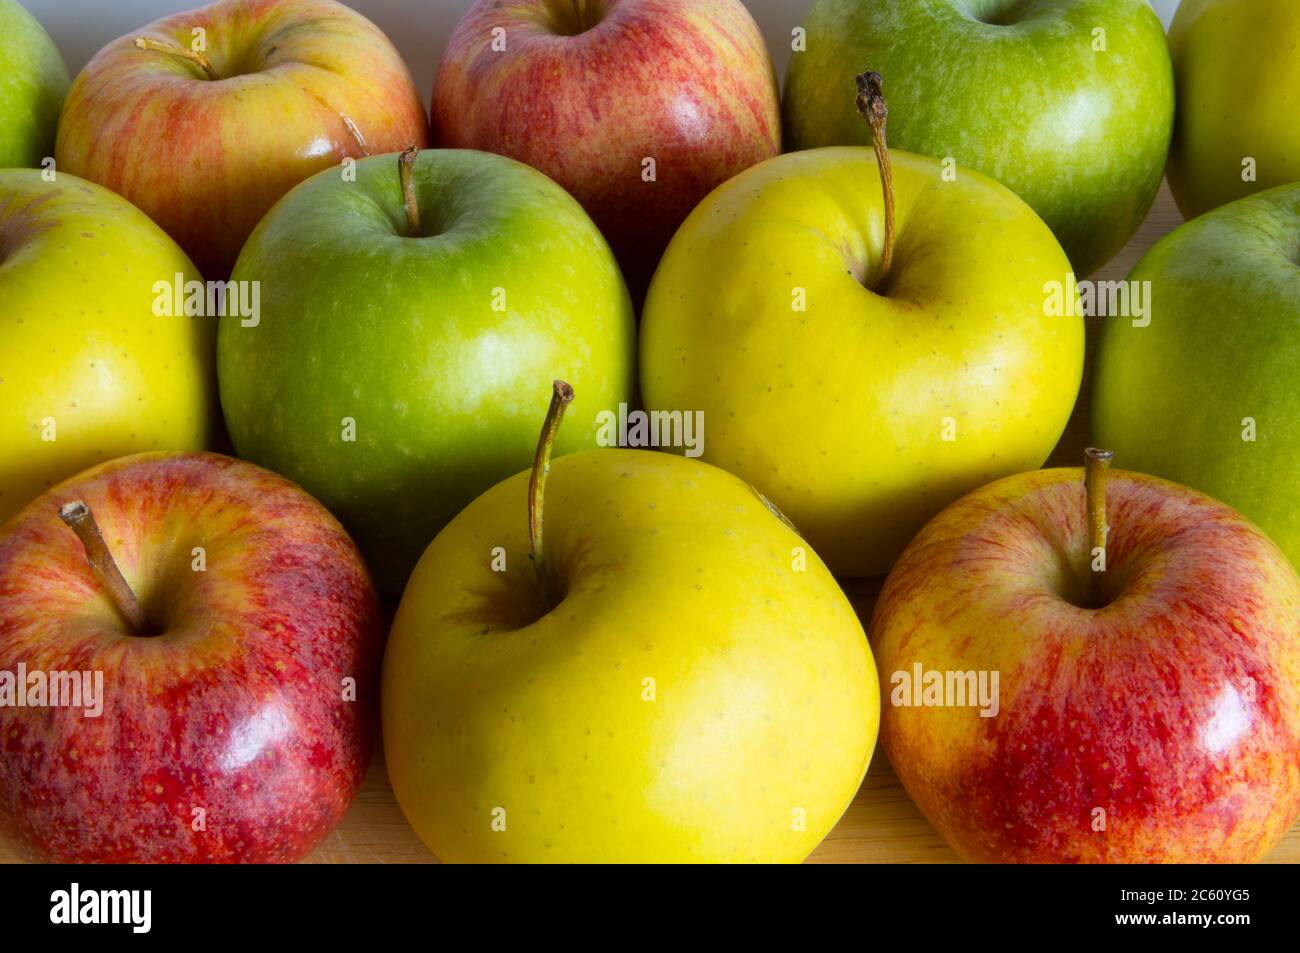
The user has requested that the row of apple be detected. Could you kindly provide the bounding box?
[1,0,1298,863]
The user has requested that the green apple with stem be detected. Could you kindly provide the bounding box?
[1093,182,1300,568]
[0,0,68,169]
[641,74,1083,577]
[1,169,216,526]
[782,0,1174,276]
[1167,0,1300,218]
[383,380,879,862]
[218,149,636,593]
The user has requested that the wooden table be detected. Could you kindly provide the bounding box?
[2,184,1295,865]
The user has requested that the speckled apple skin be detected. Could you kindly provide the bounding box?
[431,0,781,299]
[871,467,1300,863]
[0,452,383,863]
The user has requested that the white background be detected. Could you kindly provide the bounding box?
[23,0,1182,107]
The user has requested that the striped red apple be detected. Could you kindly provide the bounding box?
[871,451,1300,862]
[431,0,781,300]
[0,452,382,863]
[55,0,430,278]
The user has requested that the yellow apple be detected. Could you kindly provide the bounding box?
[0,169,215,525]
[1167,0,1300,218]
[641,143,1083,577]
[383,384,878,862]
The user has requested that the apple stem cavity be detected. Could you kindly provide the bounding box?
[856,71,896,291]
[398,146,421,236]
[58,501,152,635]
[572,0,588,31]
[1084,447,1115,598]
[132,36,219,81]
[529,380,575,608]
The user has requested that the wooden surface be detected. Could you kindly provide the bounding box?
[3,183,1296,865]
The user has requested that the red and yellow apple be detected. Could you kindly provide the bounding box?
[0,452,383,863]
[55,0,430,278]
[431,0,781,299]
[871,456,1300,863]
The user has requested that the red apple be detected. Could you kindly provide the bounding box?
[870,451,1300,863]
[0,452,383,863]
[55,0,430,278]
[431,0,781,300]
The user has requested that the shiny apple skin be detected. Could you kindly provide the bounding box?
[431,0,781,300]
[871,467,1300,863]
[0,452,383,863]
[55,0,430,278]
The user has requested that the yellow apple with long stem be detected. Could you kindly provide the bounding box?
[641,74,1082,577]
[0,169,216,526]
[382,381,879,862]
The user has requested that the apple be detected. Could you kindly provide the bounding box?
[1092,183,1300,569]
[870,450,1300,863]
[1167,0,1300,218]
[0,451,383,863]
[55,0,430,278]
[431,0,781,301]
[782,0,1174,277]
[0,168,216,527]
[218,149,636,594]
[640,75,1083,578]
[0,0,69,168]
[382,381,878,862]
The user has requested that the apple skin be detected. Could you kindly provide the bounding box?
[870,467,1300,863]
[782,0,1174,277]
[55,0,430,279]
[0,169,216,528]
[640,147,1083,578]
[383,449,879,863]
[1167,0,1300,219]
[0,0,69,168]
[1093,184,1300,570]
[431,0,781,300]
[218,149,636,594]
[0,451,383,863]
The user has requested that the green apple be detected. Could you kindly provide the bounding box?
[1167,0,1300,219]
[0,168,216,526]
[782,0,1174,276]
[0,0,69,168]
[218,149,636,593]
[1092,183,1300,569]
[382,383,878,862]
[641,80,1083,577]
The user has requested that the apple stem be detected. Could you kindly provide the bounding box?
[529,380,575,608]
[856,71,896,291]
[133,36,219,81]
[58,501,151,635]
[573,0,587,31]
[398,147,421,235]
[1084,447,1115,595]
